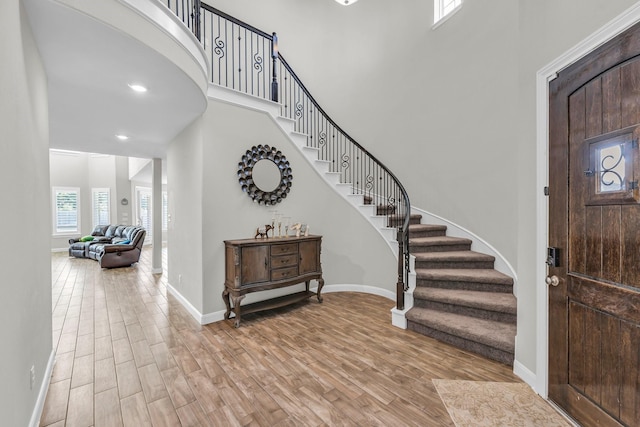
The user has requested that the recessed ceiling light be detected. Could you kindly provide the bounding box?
[115,134,129,141]
[128,83,147,93]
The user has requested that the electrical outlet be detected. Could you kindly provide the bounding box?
[30,365,35,390]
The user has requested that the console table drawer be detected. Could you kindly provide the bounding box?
[271,266,299,281]
[271,243,297,256]
[271,254,297,268]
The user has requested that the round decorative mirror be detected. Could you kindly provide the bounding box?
[237,144,293,205]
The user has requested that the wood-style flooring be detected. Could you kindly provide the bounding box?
[42,247,521,426]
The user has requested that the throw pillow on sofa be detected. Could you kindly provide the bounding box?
[79,236,94,242]
[116,240,131,245]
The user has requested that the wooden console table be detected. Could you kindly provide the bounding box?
[223,235,323,327]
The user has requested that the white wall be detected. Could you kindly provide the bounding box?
[115,156,133,225]
[167,117,205,311]
[0,1,52,425]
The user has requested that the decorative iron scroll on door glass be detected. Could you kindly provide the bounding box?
[585,130,639,205]
[238,144,293,205]
[597,143,625,193]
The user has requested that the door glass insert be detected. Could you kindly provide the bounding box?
[585,130,639,205]
[596,143,625,193]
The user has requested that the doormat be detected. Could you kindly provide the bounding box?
[432,380,572,427]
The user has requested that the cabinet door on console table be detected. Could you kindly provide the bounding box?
[223,235,324,327]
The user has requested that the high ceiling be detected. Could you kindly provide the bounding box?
[24,0,207,160]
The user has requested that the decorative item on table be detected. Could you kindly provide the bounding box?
[275,212,283,237]
[291,223,308,237]
[254,224,273,239]
[283,217,291,237]
[270,209,278,237]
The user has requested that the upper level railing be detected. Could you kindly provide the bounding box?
[167,0,411,309]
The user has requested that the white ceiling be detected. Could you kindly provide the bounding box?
[24,0,207,160]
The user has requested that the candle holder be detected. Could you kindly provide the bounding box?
[283,217,290,237]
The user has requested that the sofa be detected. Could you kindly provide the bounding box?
[69,224,146,268]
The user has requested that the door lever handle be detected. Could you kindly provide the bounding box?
[545,275,560,287]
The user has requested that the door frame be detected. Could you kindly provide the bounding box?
[535,2,640,398]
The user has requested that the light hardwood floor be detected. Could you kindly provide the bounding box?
[42,247,520,426]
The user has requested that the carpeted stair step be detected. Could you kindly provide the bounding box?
[414,251,495,270]
[412,288,517,324]
[410,236,472,253]
[409,224,447,238]
[406,307,515,365]
[415,268,513,293]
[387,214,422,227]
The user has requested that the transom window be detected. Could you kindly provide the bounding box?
[434,0,462,26]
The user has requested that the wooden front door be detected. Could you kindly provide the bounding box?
[548,23,640,427]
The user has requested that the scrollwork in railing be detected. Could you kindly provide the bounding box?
[253,53,263,74]
[214,37,225,58]
[318,131,327,147]
[294,101,304,119]
[341,153,350,170]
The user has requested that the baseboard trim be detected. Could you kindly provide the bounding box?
[50,248,68,253]
[166,283,204,324]
[29,349,55,427]
[310,284,395,301]
[151,268,163,274]
[513,357,537,392]
[166,282,226,325]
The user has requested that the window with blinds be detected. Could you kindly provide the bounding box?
[92,188,110,228]
[434,0,462,25]
[54,187,80,234]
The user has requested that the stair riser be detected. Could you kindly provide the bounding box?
[409,230,447,238]
[415,260,494,270]
[389,220,422,227]
[407,321,514,365]
[415,279,513,293]
[410,244,472,253]
[412,300,516,324]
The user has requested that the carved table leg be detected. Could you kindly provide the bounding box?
[316,277,324,303]
[230,294,245,327]
[222,288,231,320]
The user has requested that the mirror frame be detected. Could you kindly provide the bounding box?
[237,144,293,205]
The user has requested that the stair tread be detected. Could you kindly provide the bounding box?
[406,308,515,353]
[415,268,513,285]
[410,236,472,246]
[413,251,495,262]
[413,288,516,314]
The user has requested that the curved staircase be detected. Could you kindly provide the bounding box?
[405,221,516,365]
[191,2,516,367]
